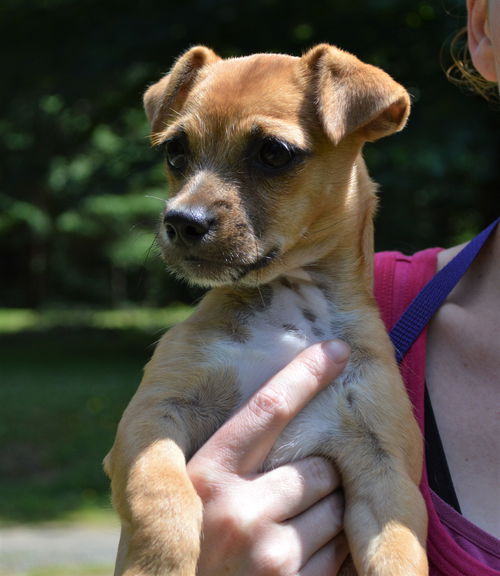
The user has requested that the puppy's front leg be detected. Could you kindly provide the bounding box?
[341,464,427,576]
[334,367,428,576]
[105,397,202,576]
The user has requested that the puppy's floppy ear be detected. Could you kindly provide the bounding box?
[302,44,410,145]
[143,46,221,135]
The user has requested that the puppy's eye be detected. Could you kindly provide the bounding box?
[164,137,188,172]
[258,139,295,169]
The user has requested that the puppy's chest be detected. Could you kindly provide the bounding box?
[209,279,347,403]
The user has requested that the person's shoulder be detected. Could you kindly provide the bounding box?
[434,243,467,272]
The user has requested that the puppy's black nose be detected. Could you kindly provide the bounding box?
[163,208,214,246]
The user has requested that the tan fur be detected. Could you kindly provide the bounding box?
[105,44,428,575]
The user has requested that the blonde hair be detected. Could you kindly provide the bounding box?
[447,27,498,101]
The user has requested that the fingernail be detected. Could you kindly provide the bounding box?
[322,340,350,364]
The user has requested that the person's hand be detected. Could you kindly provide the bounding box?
[188,340,351,575]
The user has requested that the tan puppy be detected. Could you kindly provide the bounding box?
[104,44,428,576]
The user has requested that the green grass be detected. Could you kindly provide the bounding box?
[0,306,192,524]
[0,305,193,334]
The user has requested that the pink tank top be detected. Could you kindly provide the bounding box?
[374,249,500,576]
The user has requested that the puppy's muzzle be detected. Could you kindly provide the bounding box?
[163,207,215,247]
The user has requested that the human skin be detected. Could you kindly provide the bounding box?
[189,1,500,573]
[467,0,500,83]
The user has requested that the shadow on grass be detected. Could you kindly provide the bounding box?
[0,307,192,523]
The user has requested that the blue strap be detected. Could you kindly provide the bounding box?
[390,218,500,364]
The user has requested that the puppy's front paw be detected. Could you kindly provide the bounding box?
[110,453,203,576]
[116,486,203,576]
[356,521,428,576]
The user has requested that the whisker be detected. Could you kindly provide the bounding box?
[145,195,165,203]
[143,232,161,268]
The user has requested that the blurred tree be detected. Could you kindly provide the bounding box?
[0,0,498,308]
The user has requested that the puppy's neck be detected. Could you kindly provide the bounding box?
[276,154,377,304]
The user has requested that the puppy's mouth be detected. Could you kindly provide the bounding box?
[158,205,281,286]
[233,246,281,278]
[169,246,280,286]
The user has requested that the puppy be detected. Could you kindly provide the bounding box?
[105,44,428,576]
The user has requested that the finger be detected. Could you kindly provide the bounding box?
[299,532,350,576]
[251,495,346,576]
[252,457,342,522]
[196,340,350,474]
[285,490,345,564]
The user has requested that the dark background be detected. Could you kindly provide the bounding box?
[1,0,499,310]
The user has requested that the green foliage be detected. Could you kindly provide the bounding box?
[0,0,498,308]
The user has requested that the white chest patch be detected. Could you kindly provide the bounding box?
[205,273,356,404]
